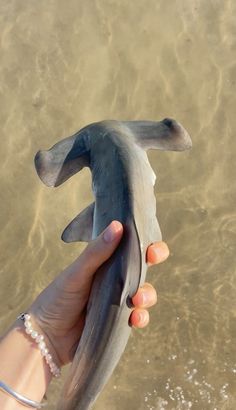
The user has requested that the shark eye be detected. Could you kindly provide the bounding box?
[162,118,174,128]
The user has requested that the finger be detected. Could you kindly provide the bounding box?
[67,221,123,281]
[132,283,157,308]
[146,241,169,265]
[130,308,149,328]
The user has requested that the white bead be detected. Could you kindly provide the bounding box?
[46,354,52,363]
[26,328,33,334]
[25,321,32,329]
[53,367,60,377]
[31,331,38,339]
[39,341,46,350]
[41,348,48,356]
[25,314,30,320]
[36,335,44,343]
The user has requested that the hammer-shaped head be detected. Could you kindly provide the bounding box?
[35,118,191,187]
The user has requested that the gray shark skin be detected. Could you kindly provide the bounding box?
[34,118,192,410]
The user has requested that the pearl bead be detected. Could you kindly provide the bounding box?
[41,348,48,356]
[25,321,32,329]
[46,354,52,363]
[36,335,44,343]
[39,341,46,350]
[26,328,33,334]
[25,314,30,320]
[31,331,38,339]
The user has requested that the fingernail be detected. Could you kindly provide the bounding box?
[147,243,169,264]
[103,221,121,243]
[153,246,164,261]
[140,292,148,306]
[137,311,147,325]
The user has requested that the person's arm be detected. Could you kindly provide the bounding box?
[0,221,169,409]
[0,321,51,409]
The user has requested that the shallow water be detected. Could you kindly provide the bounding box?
[0,0,236,409]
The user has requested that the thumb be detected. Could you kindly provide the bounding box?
[66,221,123,284]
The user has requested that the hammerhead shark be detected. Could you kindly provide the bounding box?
[35,118,192,410]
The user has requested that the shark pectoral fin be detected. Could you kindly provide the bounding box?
[34,131,90,187]
[122,118,192,151]
[62,202,95,243]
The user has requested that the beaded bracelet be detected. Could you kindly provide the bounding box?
[18,313,61,378]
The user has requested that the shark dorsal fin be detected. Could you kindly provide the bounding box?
[62,202,95,243]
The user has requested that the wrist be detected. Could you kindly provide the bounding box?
[0,320,51,408]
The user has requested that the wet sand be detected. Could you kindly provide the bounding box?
[0,1,236,409]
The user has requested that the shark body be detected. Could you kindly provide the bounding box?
[35,118,192,410]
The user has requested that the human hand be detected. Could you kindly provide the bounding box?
[29,221,169,367]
